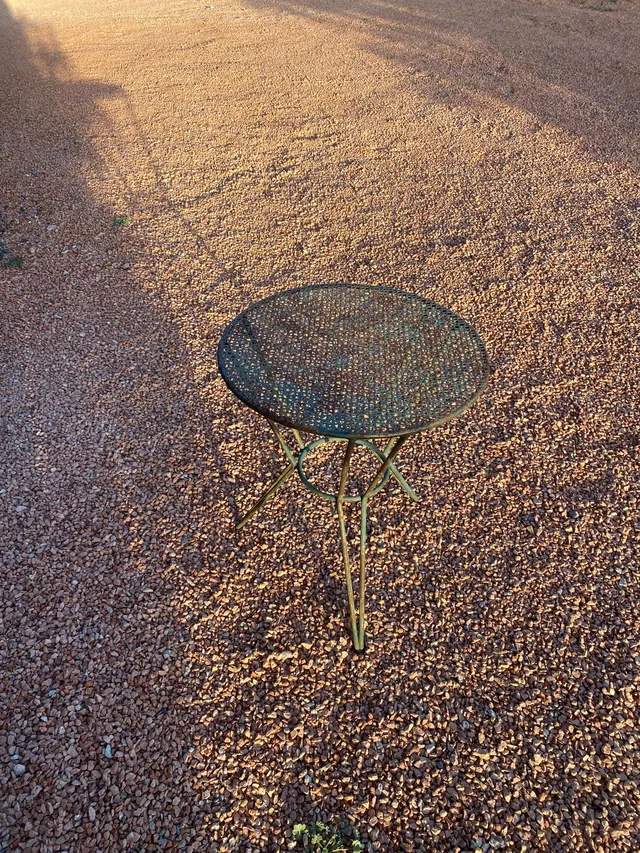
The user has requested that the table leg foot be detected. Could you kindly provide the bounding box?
[350,612,367,654]
[353,634,367,655]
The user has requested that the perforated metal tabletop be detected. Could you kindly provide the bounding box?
[217,283,489,438]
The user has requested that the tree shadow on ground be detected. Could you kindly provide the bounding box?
[0,4,234,850]
[0,6,396,850]
[244,0,640,168]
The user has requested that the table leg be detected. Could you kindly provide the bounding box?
[365,435,410,500]
[336,440,362,650]
[235,422,415,651]
[382,437,420,501]
[350,435,411,652]
[236,420,301,530]
[358,494,368,651]
[236,462,297,530]
[337,434,411,652]
[268,419,298,465]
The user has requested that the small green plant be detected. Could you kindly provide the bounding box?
[4,256,24,268]
[292,820,363,853]
[112,214,128,227]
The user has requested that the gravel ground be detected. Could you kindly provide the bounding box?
[1,0,639,850]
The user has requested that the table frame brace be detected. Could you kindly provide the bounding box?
[236,420,419,652]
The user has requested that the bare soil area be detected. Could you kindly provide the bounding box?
[1,0,639,850]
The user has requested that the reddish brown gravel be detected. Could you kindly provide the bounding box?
[1,0,639,850]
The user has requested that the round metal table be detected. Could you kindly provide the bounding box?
[218,283,489,651]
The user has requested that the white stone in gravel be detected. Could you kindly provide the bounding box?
[103,744,113,759]
[13,764,27,777]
